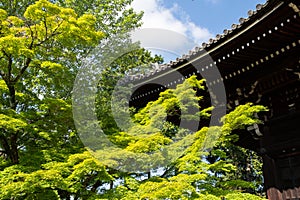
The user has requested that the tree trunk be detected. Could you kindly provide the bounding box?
[10,133,19,164]
[110,180,113,189]
[5,83,19,164]
[0,134,18,164]
[7,84,17,110]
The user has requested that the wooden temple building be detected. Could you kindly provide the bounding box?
[126,0,300,199]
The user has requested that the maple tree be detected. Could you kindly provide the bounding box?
[0,0,267,199]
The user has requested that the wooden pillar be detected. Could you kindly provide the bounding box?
[262,153,300,200]
[263,155,282,200]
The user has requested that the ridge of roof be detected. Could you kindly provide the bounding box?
[168,0,270,66]
[126,0,275,83]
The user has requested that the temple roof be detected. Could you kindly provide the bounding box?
[127,0,300,154]
[125,0,300,84]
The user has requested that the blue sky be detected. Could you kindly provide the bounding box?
[130,0,266,61]
[162,0,266,34]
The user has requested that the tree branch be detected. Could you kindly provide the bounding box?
[26,22,35,49]
[36,20,64,46]
[7,56,12,81]
[43,16,48,40]
[13,57,31,83]
[91,180,102,192]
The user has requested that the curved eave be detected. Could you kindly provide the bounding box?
[127,0,299,87]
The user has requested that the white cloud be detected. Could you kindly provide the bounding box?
[131,0,213,45]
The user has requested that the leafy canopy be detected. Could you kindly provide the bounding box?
[0,0,268,199]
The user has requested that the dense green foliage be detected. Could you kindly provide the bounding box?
[0,0,267,199]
